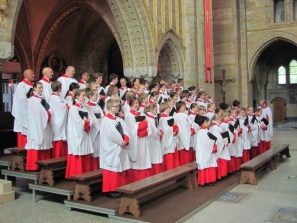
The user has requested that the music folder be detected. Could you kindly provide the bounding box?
[167,118,174,127]
[207,132,217,143]
[115,122,124,138]
[135,116,146,122]
[221,131,230,144]
[243,117,249,126]
[234,119,240,129]
[78,111,88,120]
[228,123,235,133]
[94,113,101,119]
[40,99,50,111]
[261,117,269,126]
[99,89,106,96]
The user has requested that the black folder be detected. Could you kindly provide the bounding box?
[234,119,240,129]
[243,117,249,126]
[167,118,174,127]
[99,89,106,96]
[94,113,101,119]
[207,132,217,143]
[121,91,128,100]
[115,122,124,138]
[228,123,235,133]
[26,88,33,98]
[158,97,163,105]
[261,117,269,126]
[40,99,50,111]
[194,114,201,125]
[78,111,88,120]
[221,131,230,144]
[135,116,146,122]
[251,115,257,124]
[97,99,105,110]
[169,107,176,117]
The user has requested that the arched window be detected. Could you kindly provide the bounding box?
[274,0,285,22]
[278,66,286,84]
[289,60,297,84]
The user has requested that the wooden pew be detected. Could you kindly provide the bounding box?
[36,156,67,186]
[240,144,290,185]
[70,169,103,203]
[117,162,198,218]
[8,147,27,171]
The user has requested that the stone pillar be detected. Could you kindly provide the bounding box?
[0,60,3,111]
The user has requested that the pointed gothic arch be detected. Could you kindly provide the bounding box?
[156,30,185,81]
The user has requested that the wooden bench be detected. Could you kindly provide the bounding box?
[117,162,198,218]
[272,144,290,159]
[240,144,290,185]
[8,147,26,171]
[36,156,67,186]
[70,169,103,203]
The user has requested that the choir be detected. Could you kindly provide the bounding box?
[12,67,273,197]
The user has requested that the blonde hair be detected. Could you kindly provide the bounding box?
[159,102,170,113]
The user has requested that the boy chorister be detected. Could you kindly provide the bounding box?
[233,109,243,171]
[48,81,69,158]
[228,109,239,173]
[255,108,266,155]
[159,102,180,170]
[188,103,200,162]
[259,100,273,151]
[100,99,130,198]
[194,116,217,186]
[25,82,52,170]
[247,106,259,158]
[125,97,152,183]
[144,104,165,175]
[85,89,105,171]
[65,89,94,178]
[12,69,34,148]
[238,108,251,163]
[174,101,192,165]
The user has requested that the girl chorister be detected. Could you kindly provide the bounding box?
[210,114,230,179]
[65,89,94,178]
[65,82,80,107]
[144,104,165,175]
[26,82,52,170]
[85,89,105,171]
[159,102,180,170]
[48,81,69,158]
[238,108,251,163]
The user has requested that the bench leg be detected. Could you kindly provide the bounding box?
[280,148,291,158]
[38,169,55,186]
[73,184,92,203]
[12,155,25,171]
[32,189,36,202]
[118,196,141,218]
[268,159,276,170]
[240,170,257,185]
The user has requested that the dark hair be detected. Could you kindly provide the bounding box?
[195,115,209,126]
[65,82,80,98]
[51,81,62,92]
[180,91,188,100]
[233,100,240,107]
[188,86,196,92]
[176,101,186,111]
[107,85,118,97]
[150,91,159,98]
[169,92,177,98]
[149,83,158,91]
[220,102,229,110]
[109,73,119,82]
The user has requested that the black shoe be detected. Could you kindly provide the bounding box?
[108,192,121,198]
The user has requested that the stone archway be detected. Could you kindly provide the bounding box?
[155,30,184,83]
[250,38,297,105]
